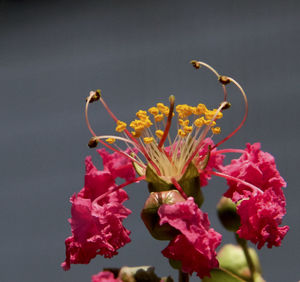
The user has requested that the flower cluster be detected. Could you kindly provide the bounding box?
[62,61,288,280]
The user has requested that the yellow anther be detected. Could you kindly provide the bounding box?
[205,109,223,120]
[176,104,193,118]
[154,114,164,122]
[211,127,221,134]
[178,129,187,137]
[105,138,116,144]
[194,104,208,115]
[194,117,205,128]
[179,119,189,126]
[144,118,153,128]
[155,130,164,139]
[115,120,127,132]
[143,137,154,144]
[157,103,170,116]
[203,119,216,127]
[184,125,193,133]
[148,107,159,116]
[136,110,148,120]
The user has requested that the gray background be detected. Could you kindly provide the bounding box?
[1,0,299,281]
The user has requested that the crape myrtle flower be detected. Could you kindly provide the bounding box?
[62,61,288,277]
[220,143,288,248]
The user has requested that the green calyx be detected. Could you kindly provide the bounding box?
[145,162,204,207]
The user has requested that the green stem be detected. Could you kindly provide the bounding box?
[235,234,255,282]
[178,270,189,282]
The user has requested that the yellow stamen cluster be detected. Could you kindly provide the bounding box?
[143,137,154,144]
[115,120,127,132]
[176,104,194,119]
[105,138,116,144]
[157,103,170,116]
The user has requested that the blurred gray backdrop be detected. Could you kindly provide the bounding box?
[1,0,299,281]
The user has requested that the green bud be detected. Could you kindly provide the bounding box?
[141,190,185,240]
[217,244,262,281]
[217,197,240,232]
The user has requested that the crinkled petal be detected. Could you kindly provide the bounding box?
[237,187,289,249]
[158,197,222,278]
[222,143,286,202]
[97,148,137,181]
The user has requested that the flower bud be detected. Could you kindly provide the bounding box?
[217,197,240,232]
[217,244,263,281]
[141,190,185,240]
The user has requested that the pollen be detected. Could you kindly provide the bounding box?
[115,120,127,132]
[105,138,116,144]
[203,119,216,127]
[131,131,141,138]
[148,107,159,116]
[179,119,189,127]
[136,110,148,120]
[193,103,208,115]
[155,130,164,139]
[205,109,223,120]
[184,125,193,133]
[194,117,205,128]
[143,137,154,144]
[211,127,221,134]
[178,129,187,137]
[176,104,194,119]
[154,114,164,122]
[157,103,170,116]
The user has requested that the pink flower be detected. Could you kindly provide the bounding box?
[237,186,289,249]
[222,143,286,202]
[158,197,222,278]
[91,271,121,282]
[61,156,131,270]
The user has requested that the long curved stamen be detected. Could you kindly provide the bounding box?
[191,61,248,150]
[212,77,248,149]
[85,93,143,165]
[158,95,175,149]
[171,178,188,199]
[92,176,145,207]
[86,92,161,175]
[181,101,229,175]
[207,170,263,195]
[99,96,162,175]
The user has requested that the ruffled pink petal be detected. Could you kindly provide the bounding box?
[237,186,289,249]
[97,148,136,181]
[62,153,132,270]
[91,271,122,282]
[222,143,286,202]
[158,197,222,278]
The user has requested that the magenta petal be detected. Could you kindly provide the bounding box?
[97,148,137,181]
[222,143,286,202]
[158,198,222,278]
[237,187,289,249]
